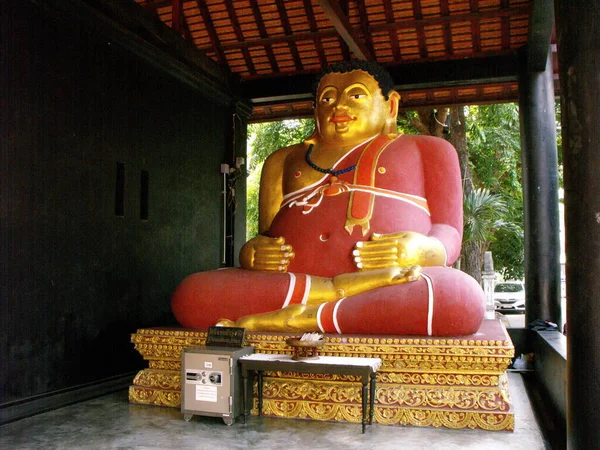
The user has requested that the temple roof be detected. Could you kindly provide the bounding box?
[133,0,557,122]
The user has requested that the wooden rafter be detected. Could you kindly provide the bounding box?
[383,0,401,62]
[171,0,183,35]
[440,0,453,56]
[369,6,531,33]
[338,0,351,61]
[303,0,327,68]
[181,12,192,42]
[411,0,428,59]
[275,0,303,71]
[501,0,511,50]
[224,1,256,76]
[209,31,339,51]
[318,0,374,60]
[250,0,280,73]
[470,0,481,53]
[196,0,226,64]
[146,0,173,11]
[356,0,375,58]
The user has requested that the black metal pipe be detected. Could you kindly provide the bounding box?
[518,47,562,328]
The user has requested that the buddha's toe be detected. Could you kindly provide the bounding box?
[215,318,235,327]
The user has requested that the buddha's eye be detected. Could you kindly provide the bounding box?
[321,97,334,104]
[350,94,366,100]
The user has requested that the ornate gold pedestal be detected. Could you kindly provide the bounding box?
[129,319,514,431]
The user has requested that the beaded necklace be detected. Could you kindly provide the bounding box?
[305,144,356,176]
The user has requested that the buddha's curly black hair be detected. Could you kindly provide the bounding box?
[313,60,395,100]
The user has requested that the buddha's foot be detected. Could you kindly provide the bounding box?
[215,305,317,333]
[332,265,422,298]
[394,265,422,283]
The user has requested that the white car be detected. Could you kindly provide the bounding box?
[494,281,526,313]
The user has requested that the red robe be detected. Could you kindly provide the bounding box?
[172,135,484,336]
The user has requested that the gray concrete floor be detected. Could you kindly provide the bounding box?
[1,373,548,450]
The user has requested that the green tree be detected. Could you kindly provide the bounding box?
[466,103,524,280]
[462,188,522,283]
[246,119,315,239]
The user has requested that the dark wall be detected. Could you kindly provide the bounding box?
[1,1,229,405]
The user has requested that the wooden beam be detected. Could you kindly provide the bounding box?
[241,54,520,104]
[527,0,555,72]
[171,0,183,35]
[383,0,401,62]
[250,0,279,73]
[372,6,531,33]
[275,0,303,71]
[317,0,373,60]
[470,0,481,52]
[303,0,327,67]
[356,0,375,58]
[337,0,351,61]
[211,30,338,51]
[180,8,192,42]
[500,0,510,50]
[196,0,226,64]
[440,0,453,56]
[411,0,428,59]
[224,1,256,76]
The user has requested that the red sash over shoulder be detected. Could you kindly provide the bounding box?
[282,135,430,236]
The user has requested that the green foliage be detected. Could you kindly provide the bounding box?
[465,103,524,279]
[396,111,423,135]
[248,120,315,172]
[463,188,508,244]
[246,119,315,239]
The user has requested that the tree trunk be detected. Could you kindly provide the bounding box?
[447,106,481,282]
[448,106,474,197]
[463,241,482,284]
[412,108,448,137]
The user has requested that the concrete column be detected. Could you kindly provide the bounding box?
[518,49,562,328]
[481,252,496,320]
[555,1,600,447]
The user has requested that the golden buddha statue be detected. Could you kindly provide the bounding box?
[172,60,484,336]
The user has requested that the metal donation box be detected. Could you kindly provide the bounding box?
[181,327,253,425]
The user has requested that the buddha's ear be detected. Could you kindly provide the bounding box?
[384,90,401,134]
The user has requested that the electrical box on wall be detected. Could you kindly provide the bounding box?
[181,345,254,425]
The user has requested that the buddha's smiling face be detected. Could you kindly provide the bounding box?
[315,69,393,146]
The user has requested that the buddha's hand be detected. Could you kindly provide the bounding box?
[239,235,295,272]
[352,231,446,270]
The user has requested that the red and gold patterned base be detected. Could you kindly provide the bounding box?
[129,319,514,431]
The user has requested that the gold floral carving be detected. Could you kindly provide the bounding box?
[259,400,513,431]
[129,323,515,432]
[133,369,180,390]
[377,372,499,386]
[260,378,510,412]
[128,386,180,407]
[376,385,510,411]
[149,360,182,371]
[131,328,514,363]
[263,380,363,403]
[374,405,514,430]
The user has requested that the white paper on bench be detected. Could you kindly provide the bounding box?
[240,353,382,371]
